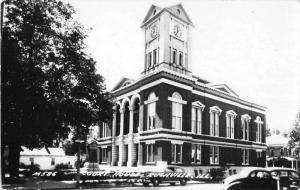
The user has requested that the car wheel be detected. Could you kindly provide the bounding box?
[227,184,245,190]
[180,179,187,186]
[143,182,149,187]
[170,182,176,186]
[152,179,160,187]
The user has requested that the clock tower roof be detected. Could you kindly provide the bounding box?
[141,4,194,28]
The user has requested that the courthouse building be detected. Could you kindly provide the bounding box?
[92,4,267,174]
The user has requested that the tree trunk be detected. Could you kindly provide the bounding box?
[8,143,21,182]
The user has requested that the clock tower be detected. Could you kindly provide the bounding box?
[141,4,194,76]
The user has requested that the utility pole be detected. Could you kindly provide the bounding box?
[75,140,84,187]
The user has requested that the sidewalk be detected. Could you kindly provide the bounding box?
[2,176,213,190]
[2,177,140,190]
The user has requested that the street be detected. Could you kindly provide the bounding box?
[80,182,222,190]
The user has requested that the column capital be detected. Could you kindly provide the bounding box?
[129,105,135,111]
[119,108,125,114]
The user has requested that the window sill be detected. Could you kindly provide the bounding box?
[146,162,155,165]
[210,163,219,165]
[191,162,202,165]
[171,162,182,164]
[242,163,249,166]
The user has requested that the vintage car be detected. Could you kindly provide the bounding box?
[266,167,300,189]
[222,167,277,190]
[141,166,191,187]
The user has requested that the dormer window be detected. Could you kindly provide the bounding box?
[153,9,156,15]
[177,9,180,15]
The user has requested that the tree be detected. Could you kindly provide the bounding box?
[288,110,300,150]
[266,127,272,137]
[1,0,113,181]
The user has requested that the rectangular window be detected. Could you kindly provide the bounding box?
[257,151,262,159]
[51,158,55,166]
[153,49,157,65]
[192,107,202,134]
[172,144,182,163]
[191,144,201,163]
[243,149,249,165]
[226,115,235,139]
[169,47,172,63]
[146,144,154,163]
[172,49,177,64]
[192,107,196,133]
[147,102,156,130]
[172,102,182,130]
[210,146,219,164]
[210,112,219,136]
[102,123,107,138]
[101,148,108,163]
[29,157,34,165]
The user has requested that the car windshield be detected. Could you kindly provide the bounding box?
[290,171,299,178]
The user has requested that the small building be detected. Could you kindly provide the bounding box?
[266,134,300,170]
[266,134,290,157]
[20,147,77,170]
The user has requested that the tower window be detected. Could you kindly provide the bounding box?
[173,49,177,64]
[179,52,183,66]
[153,49,157,65]
[148,52,152,68]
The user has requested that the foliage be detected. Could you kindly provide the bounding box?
[288,120,300,149]
[54,163,73,171]
[2,0,113,179]
[19,163,40,171]
[266,127,271,137]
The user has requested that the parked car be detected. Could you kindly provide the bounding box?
[141,166,191,187]
[266,167,300,189]
[222,167,277,190]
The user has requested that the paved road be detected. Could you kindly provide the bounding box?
[81,182,223,190]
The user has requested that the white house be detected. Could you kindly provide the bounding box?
[20,147,77,170]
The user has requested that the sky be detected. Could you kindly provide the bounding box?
[66,0,300,131]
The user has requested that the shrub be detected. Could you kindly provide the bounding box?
[54,163,73,171]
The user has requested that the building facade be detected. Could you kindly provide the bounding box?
[92,4,267,175]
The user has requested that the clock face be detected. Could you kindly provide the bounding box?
[173,25,182,38]
[150,25,158,38]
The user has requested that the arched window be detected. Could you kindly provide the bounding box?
[255,116,263,142]
[145,92,158,130]
[209,106,222,137]
[241,114,251,140]
[170,92,183,130]
[191,101,205,134]
[179,52,183,66]
[173,49,177,64]
[226,110,237,139]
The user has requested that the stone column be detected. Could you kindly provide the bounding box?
[127,106,135,166]
[118,108,125,166]
[111,110,117,166]
[137,142,143,166]
[139,104,144,132]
